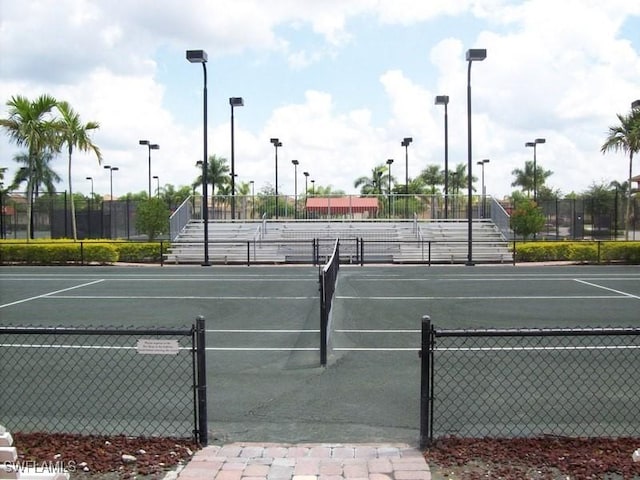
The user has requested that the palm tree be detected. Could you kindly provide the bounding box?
[510,161,553,198]
[354,164,392,195]
[419,164,444,194]
[55,101,102,240]
[193,154,230,219]
[601,108,640,240]
[0,94,58,238]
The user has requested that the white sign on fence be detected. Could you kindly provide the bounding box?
[136,339,180,355]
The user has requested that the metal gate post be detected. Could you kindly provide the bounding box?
[420,315,433,448]
[195,316,208,445]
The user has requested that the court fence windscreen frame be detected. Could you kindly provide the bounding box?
[0,317,208,444]
[420,317,640,448]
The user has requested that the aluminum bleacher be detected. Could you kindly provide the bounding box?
[165,219,512,264]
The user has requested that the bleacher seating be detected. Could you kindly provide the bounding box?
[165,219,512,264]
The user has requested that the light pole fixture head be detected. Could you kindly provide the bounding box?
[104,165,110,170]
[150,144,159,150]
[632,99,640,109]
[386,158,394,165]
[303,171,309,177]
[186,50,208,63]
[270,138,282,147]
[152,175,159,179]
[291,159,299,166]
[86,176,92,180]
[230,97,244,107]
[112,167,119,172]
[139,140,149,146]
[196,160,203,167]
[535,138,546,144]
[466,48,487,61]
[402,137,413,147]
[435,95,449,105]
[525,142,536,148]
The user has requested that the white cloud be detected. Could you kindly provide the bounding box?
[1,0,639,204]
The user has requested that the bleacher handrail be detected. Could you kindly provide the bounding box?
[169,195,194,241]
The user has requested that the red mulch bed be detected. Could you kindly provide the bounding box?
[424,437,640,479]
[12,432,200,479]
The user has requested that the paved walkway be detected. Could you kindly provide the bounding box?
[171,443,431,480]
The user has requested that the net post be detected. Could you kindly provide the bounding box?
[195,316,208,445]
[420,314,433,448]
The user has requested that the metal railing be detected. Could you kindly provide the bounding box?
[420,317,640,447]
[169,195,194,241]
[0,318,208,444]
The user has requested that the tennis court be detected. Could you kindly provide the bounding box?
[0,264,639,444]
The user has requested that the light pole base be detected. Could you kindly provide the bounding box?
[465,261,475,266]
[201,262,211,267]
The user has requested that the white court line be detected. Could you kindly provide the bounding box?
[48,295,315,300]
[206,347,316,351]
[436,345,640,352]
[336,329,420,333]
[334,347,418,351]
[0,280,105,309]
[574,279,640,299]
[0,344,134,350]
[207,329,319,333]
[336,295,625,300]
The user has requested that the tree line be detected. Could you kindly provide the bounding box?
[2,94,639,240]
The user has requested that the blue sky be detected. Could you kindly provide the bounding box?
[1,0,639,199]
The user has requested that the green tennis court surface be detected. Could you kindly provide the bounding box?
[1,264,638,443]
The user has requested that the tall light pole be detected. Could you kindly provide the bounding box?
[435,95,450,219]
[139,140,159,199]
[153,175,160,198]
[249,180,255,219]
[525,138,545,203]
[466,48,487,266]
[303,171,309,219]
[476,159,490,218]
[270,138,282,218]
[186,49,210,266]
[86,176,94,199]
[311,179,315,196]
[386,158,394,219]
[229,97,244,220]
[85,176,94,238]
[292,160,299,219]
[103,165,118,238]
[401,137,413,218]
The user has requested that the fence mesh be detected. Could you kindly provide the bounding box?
[0,326,196,438]
[429,327,640,440]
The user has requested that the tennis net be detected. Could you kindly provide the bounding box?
[319,239,340,366]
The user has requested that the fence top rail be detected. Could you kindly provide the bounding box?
[0,326,194,336]
[434,326,640,338]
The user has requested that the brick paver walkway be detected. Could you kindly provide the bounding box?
[171,443,431,480]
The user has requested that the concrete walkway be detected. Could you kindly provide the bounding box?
[171,443,431,480]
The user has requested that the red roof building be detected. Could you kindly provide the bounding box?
[305,197,379,217]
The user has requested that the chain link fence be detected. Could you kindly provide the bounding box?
[0,321,207,442]
[420,319,640,447]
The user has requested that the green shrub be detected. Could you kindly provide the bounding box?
[114,242,162,262]
[0,240,118,265]
[515,241,640,264]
